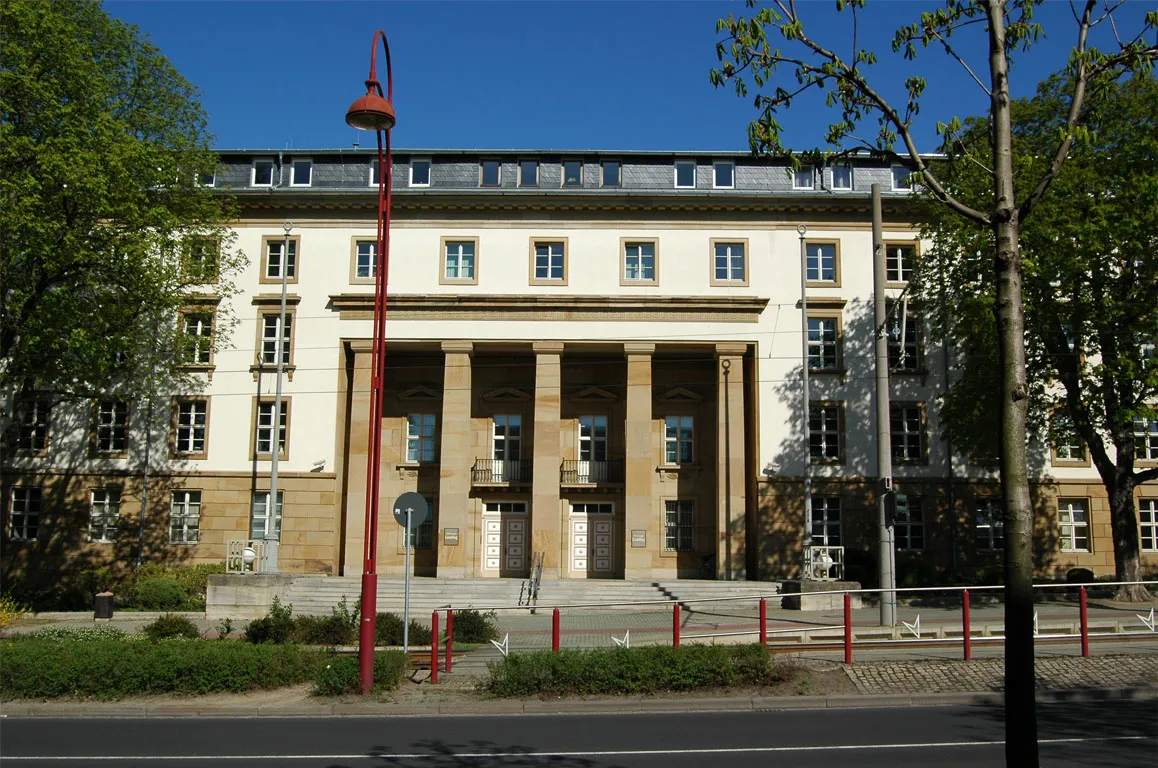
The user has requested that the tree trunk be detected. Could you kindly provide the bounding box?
[1107,467,1151,602]
[985,3,1038,765]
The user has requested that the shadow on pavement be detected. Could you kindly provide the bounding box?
[320,739,624,768]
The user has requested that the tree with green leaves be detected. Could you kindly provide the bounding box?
[0,0,242,418]
[916,72,1157,601]
[712,2,1155,763]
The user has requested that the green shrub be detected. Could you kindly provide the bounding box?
[0,594,29,630]
[135,577,185,610]
[311,651,408,696]
[451,609,498,644]
[293,614,355,646]
[30,625,127,642]
[1,638,325,699]
[481,644,779,697]
[244,597,294,644]
[143,614,201,641]
[374,612,431,646]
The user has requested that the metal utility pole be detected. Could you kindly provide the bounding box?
[264,219,292,573]
[871,184,896,626]
[797,224,813,575]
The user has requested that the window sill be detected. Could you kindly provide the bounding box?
[91,451,129,460]
[250,364,295,382]
[658,463,701,472]
[178,364,216,381]
[170,451,209,461]
[889,368,928,377]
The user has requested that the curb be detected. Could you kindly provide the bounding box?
[3,685,1155,718]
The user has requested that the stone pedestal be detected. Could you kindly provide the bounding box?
[780,579,863,611]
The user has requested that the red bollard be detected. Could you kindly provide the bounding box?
[445,610,454,673]
[759,598,767,646]
[962,590,972,661]
[843,592,852,666]
[552,607,560,653]
[431,611,439,684]
[1080,586,1090,658]
[673,603,681,648]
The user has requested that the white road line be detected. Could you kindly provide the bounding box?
[2,735,1151,761]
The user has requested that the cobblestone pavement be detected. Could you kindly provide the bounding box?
[845,653,1158,694]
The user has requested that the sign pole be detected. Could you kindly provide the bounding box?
[403,505,411,654]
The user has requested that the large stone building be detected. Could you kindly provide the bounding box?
[3,149,1156,590]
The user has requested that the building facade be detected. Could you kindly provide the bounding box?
[4,149,1156,589]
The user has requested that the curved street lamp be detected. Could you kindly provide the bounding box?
[345,29,395,696]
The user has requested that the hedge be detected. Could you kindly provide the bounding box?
[481,644,781,697]
[0,639,325,699]
[312,651,408,695]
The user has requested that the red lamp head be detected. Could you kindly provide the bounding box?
[345,82,396,132]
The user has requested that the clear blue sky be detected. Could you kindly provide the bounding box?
[105,0,1152,152]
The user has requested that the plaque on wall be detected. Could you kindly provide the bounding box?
[443,528,460,546]
[631,530,646,548]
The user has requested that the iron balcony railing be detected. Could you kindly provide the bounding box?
[560,459,625,485]
[472,458,531,484]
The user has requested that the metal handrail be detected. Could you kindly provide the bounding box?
[471,458,531,484]
[560,459,625,484]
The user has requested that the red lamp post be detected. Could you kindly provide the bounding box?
[345,29,395,696]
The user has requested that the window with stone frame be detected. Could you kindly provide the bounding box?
[807,315,841,371]
[182,236,219,283]
[264,238,297,281]
[407,496,434,550]
[94,400,129,454]
[811,497,842,546]
[259,313,292,367]
[887,301,922,372]
[890,404,925,464]
[354,240,377,280]
[532,241,566,282]
[250,490,283,540]
[179,312,213,366]
[406,413,436,463]
[1134,416,1158,461]
[254,400,289,458]
[664,499,694,552]
[1051,412,1086,462]
[712,242,746,283]
[9,487,42,541]
[664,415,694,465]
[885,243,917,283]
[805,242,838,283]
[976,499,1005,551]
[623,241,656,283]
[444,240,476,281]
[893,496,925,550]
[173,399,208,456]
[13,394,51,454]
[89,488,121,543]
[808,402,843,463]
[170,490,201,544]
[1057,498,1091,553]
[1140,499,1157,552]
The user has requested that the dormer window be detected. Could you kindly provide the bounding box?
[481,160,501,187]
[519,160,538,187]
[793,167,815,190]
[410,158,431,187]
[675,160,696,189]
[252,159,275,187]
[892,166,914,192]
[713,161,734,189]
[290,158,312,187]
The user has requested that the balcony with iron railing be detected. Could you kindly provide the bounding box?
[560,459,625,486]
[471,458,531,486]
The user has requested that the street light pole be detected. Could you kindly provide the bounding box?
[345,29,396,696]
[264,219,292,573]
[798,224,813,577]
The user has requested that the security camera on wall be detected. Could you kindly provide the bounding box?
[310,458,326,472]
[762,462,781,476]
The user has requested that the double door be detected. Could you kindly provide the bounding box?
[570,503,615,578]
[483,501,526,577]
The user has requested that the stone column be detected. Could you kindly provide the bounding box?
[437,341,473,578]
[716,343,748,580]
[624,342,655,579]
[341,340,373,576]
[532,342,564,578]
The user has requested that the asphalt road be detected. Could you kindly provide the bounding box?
[2,701,1154,767]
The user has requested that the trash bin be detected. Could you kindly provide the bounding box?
[94,591,114,621]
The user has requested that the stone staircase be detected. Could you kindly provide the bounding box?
[281,575,782,616]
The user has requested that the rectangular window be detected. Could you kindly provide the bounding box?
[183,237,219,283]
[408,497,434,549]
[95,400,129,454]
[578,415,608,462]
[805,242,838,283]
[406,413,436,463]
[1134,417,1158,461]
[1051,413,1086,462]
[1058,499,1090,553]
[170,490,201,544]
[255,400,288,458]
[252,159,274,186]
[887,303,922,372]
[890,404,924,463]
[809,403,843,463]
[9,488,42,541]
[886,243,917,283]
[532,240,566,283]
[562,160,582,187]
[480,160,501,187]
[370,162,382,187]
[976,500,1004,550]
[664,416,694,465]
[623,241,657,283]
[832,165,853,190]
[264,238,297,281]
[180,313,213,365]
[602,160,620,188]
[492,415,522,470]
[713,161,734,189]
[410,158,431,187]
[807,316,840,371]
[811,497,842,546]
[290,158,312,186]
[892,165,913,191]
[260,314,292,366]
[443,240,477,282]
[518,160,538,187]
[251,490,283,540]
[894,496,924,550]
[174,400,208,456]
[89,488,120,543]
[1140,499,1157,552]
[664,499,694,552]
[793,167,815,190]
[14,395,50,453]
[354,240,377,280]
[674,160,696,189]
[197,171,215,187]
[712,242,746,284]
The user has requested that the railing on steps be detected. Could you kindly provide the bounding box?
[519,552,544,613]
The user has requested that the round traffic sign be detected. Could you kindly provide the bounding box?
[392,492,429,529]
